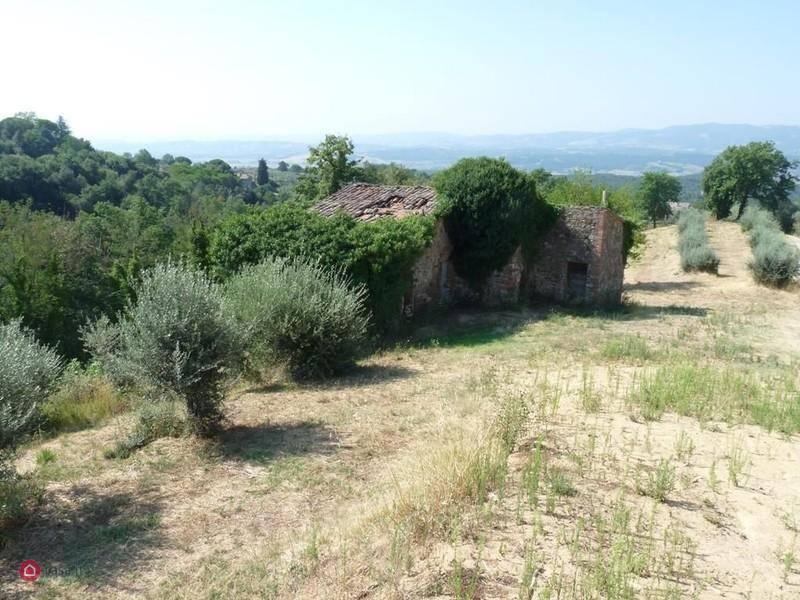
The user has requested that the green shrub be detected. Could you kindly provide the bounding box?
[748,223,778,249]
[677,209,719,273]
[84,262,239,434]
[0,319,64,449]
[676,224,706,254]
[0,321,58,534]
[347,215,435,329]
[434,157,553,287]
[209,203,434,331]
[225,257,369,380]
[749,231,800,287]
[675,209,695,234]
[740,204,779,233]
[41,361,126,432]
[681,244,720,273]
[741,205,800,287]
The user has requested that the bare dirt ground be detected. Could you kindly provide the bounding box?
[2,221,799,599]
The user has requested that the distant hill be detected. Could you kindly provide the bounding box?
[96,124,800,175]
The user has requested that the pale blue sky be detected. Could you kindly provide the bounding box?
[2,0,799,140]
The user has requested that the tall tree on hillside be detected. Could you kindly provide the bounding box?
[277,160,289,172]
[639,172,680,227]
[256,158,269,186]
[295,135,359,202]
[703,141,797,224]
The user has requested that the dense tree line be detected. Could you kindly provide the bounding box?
[0,114,268,357]
[5,113,794,362]
[0,118,434,356]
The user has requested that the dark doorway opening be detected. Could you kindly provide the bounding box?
[566,261,588,301]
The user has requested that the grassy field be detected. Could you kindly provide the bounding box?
[2,221,800,598]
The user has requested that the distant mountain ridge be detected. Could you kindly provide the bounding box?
[96,124,800,175]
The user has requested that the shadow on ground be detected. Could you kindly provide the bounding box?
[405,301,709,350]
[241,363,416,396]
[217,421,341,464]
[625,280,701,292]
[410,308,543,349]
[0,485,164,590]
[554,303,709,321]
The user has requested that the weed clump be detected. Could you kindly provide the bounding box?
[627,363,800,433]
[105,395,188,459]
[389,392,532,541]
[41,361,125,432]
[637,459,676,502]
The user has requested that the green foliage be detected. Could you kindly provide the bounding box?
[627,363,800,434]
[639,172,680,227]
[84,262,239,432]
[600,335,654,362]
[209,202,356,276]
[0,115,256,358]
[209,203,434,331]
[294,135,360,202]
[539,172,645,262]
[742,205,799,286]
[740,203,779,232]
[549,469,578,497]
[359,162,431,186]
[0,319,64,450]
[225,257,370,379]
[637,459,676,502]
[347,216,436,327]
[677,209,719,273]
[680,244,720,274]
[433,157,553,286]
[41,361,126,432]
[0,202,124,358]
[0,113,71,158]
[742,206,800,287]
[256,158,269,186]
[702,141,797,224]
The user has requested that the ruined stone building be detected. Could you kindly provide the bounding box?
[316,183,625,313]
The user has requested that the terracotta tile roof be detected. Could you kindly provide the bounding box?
[315,183,437,222]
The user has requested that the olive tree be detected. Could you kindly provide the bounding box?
[85,262,240,433]
[0,320,63,449]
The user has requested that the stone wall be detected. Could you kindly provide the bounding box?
[526,206,624,306]
[408,221,524,313]
[408,220,452,313]
[408,207,624,314]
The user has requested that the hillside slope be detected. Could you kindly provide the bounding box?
[1,222,799,599]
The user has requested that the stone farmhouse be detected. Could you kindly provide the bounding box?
[316,183,625,314]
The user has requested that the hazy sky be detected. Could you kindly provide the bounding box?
[3,0,799,140]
